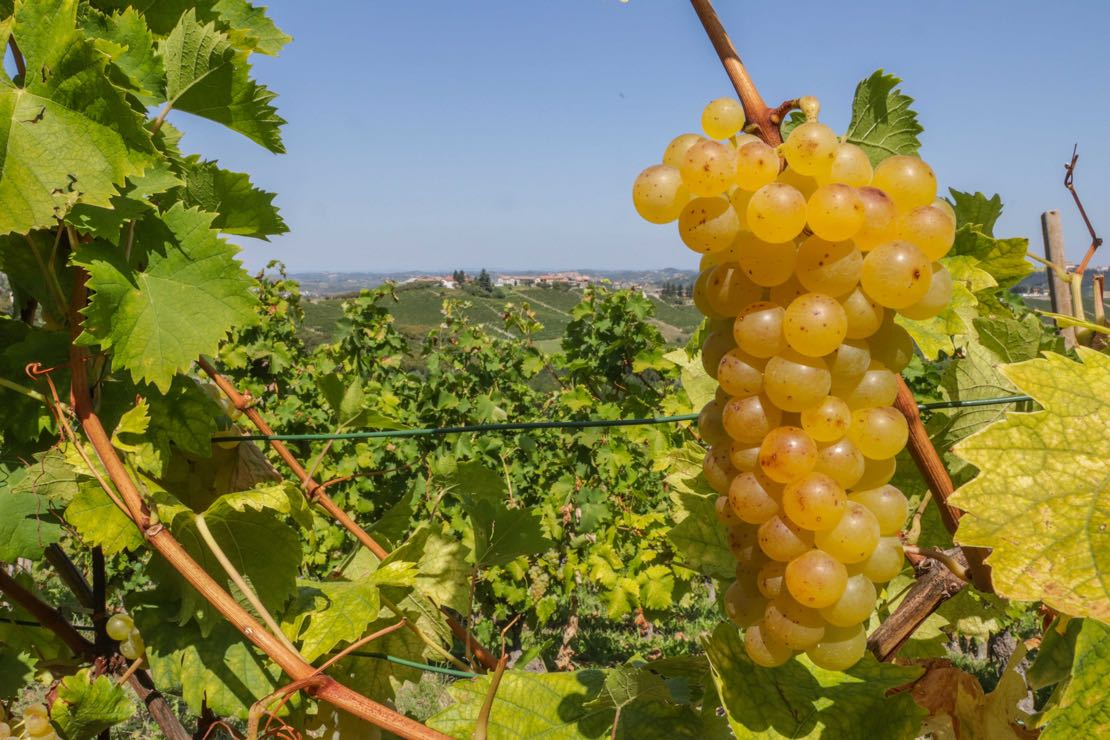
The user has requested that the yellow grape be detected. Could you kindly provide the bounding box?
[769,275,808,307]
[699,232,742,271]
[856,536,905,582]
[705,262,762,317]
[0,722,9,739]
[896,204,955,260]
[747,182,807,243]
[732,302,788,358]
[700,327,735,379]
[763,593,826,649]
[757,514,815,562]
[933,197,956,223]
[869,318,914,373]
[840,286,885,339]
[724,578,767,628]
[702,97,746,139]
[23,715,52,737]
[715,494,743,526]
[785,549,849,608]
[816,142,873,187]
[728,187,753,230]
[717,348,765,398]
[807,184,865,241]
[783,292,848,357]
[22,705,47,719]
[744,622,796,667]
[854,455,896,490]
[631,164,690,224]
[730,132,759,150]
[847,407,909,460]
[763,349,831,413]
[782,121,837,176]
[726,523,758,560]
[729,440,761,472]
[678,196,741,254]
[814,501,881,563]
[795,236,863,297]
[732,231,797,287]
[833,364,898,410]
[860,241,932,309]
[778,166,818,199]
[819,573,877,627]
[853,186,898,251]
[106,614,134,641]
[758,426,818,484]
[692,270,726,319]
[782,472,847,531]
[827,339,872,382]
[722,394,783,444]
[757,560,787,599]
[735,544,769,583]
[702,444,737,495]
[681,139,736,196]
[120,632,144,660]
[871,155,937,213]
[697,399,728,446]
[849,485,909,536]
[815,438,865,489]
[662,133,704,168]
[735,140,781,191]
[800,395,851,442]
[899,262,952,320]
[806,624,867,671]
[729,470,784,524]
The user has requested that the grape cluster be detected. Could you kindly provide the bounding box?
[107,613,145,661]
[633,97,952,669]
[4,704,56,740]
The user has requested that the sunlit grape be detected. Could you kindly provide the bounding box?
[703,444,737,495]
[632,164,690,224]
[757,514,815,562]
[833,364,898,410]
[784,292,848,357]
[816,142,872,187]
[806,624,867,670]
[840,286,885,339]
[729,440,761,472]
[795,236,863,297]
[724,578,766,628]
[782,121,837,176]
[744,622,795,667]
[800,396,851,442]
[933,197,956,223]
[705,262,762,317]
[871,155,937,213]
[733,302,788,358]
[785,549,848,608]
[717,348,765,398]
[747,182,807,243]
[763,350,831,413]
[698,399,728,446]
[899,262,952,320]
[681,139,736,196]
[763,593,826,649]
[769,276,808,306]
[730,132,759,150]
[729,187,752,230]
[757,560,787,599]
[827,339,872,382]
[702,97,746,139]
[732,231,797,287]
[853,186,898,251]
[662,133,704,168]
[678,196,741,253]
[23,714,52,737]
[860,241,932,309]
[722,394,783,444]
[759,426,818,484]
[120,632,144,660]
[815,438,866,489]
[819,573,877,627]
[848,407,909,460]
[735,140,781,191]
[807,184,865,241]
[856,536,905,582]
[782,472,847,531]
[106,614,134,641]
[701,327,735,379]
[854,455,897,490]
[814,502,881,563]
[849,485,909,536]
[896,204,955,260]
[729,470,784,524]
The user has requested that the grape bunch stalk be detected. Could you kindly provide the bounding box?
[633,97,955,669]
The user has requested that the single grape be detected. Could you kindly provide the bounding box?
[722,394,784,445]
[795,236,863,297]
[856,536,905,582]
[632,164,690,224]
[757,515,815,562]
[120,632,145,660]
[849,485,909,536]
[726,524,758,561]
[896,204,955,260]
[678,196,741,254]
[729,440,761,472]
[783,292,848,357]
[814,502,881,564]
[785,549,849,608]
[701,327,735,380]
[0,721,10,739]
[106,613,134,641]
[763,593,826,649]
[729,187,753,230]
[662,133,704,168]
[782,121,838,176]
[848,407,909,460]
[853,186,898,251]
[854,455,897,490]
[703,444,737,495]
[806,624,867,671]
[868,318,914,373]
[744,622,796,667]
[732,302,788,358]
[816,142,872,187]
[871,155,937,213]
[729,470,784,524]
[735,140,781,192]
[807,184,865,241]
[692,270,728,319]
[23,714,52,737]
[698,399,729,446]
[840,286,885,339]
[705,262,762,317]
[815,439,866,489]
[747,182,807,243]
[702,97,745,139]
[758,426,818,484]
[800,396,852,442]
[22,705,47,719]
[827,339,872,382]
[860,241,933,309]
[681,139,736,197]
[833,364,898,410]
[757,560,787,599]
[763,350,831,413]
[782,472,847,531]
[769,276,808,306]
[718,348,765,399]
[732,231,797,287]
[899,262,952,320]
[723,578,767,628]
[819,573,877,627]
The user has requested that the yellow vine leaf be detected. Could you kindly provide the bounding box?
[950,348,1110,623]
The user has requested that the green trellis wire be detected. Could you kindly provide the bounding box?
[228,395,1034,443]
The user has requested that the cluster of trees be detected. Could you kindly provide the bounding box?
[659,280,694,302]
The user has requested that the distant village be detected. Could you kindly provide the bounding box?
[401,270,595,291]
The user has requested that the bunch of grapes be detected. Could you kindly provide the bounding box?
[4,704,56,740]
[633,97,953,669]
[106,612,145,661]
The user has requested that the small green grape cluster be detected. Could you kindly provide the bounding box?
[633,97,953,670]
[107,613,145,661]
[4,703,56,740]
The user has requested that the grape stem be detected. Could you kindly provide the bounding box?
[903,545,969,583]
[867,554,967,660]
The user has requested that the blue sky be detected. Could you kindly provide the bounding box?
[175,1,1110,273]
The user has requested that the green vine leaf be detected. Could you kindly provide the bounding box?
[178,155,287,239]
[80,6,165,104]
[1038,620,1110,739]
[50,668,135,740]
[948,190,1003,235]
[64,481,144,556]
[843,70,923,165]
[0,485,63,561]
[951,348,1110,622]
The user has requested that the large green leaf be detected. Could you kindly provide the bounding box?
[948,190,1003,235]
[951,348,1110,622]
[80,7,165,104]
[380,522,472,612]
[450,461,552,568]
[0,0,155,234]
[282,579,382,663]
[950,226,1032,290]
[64,482,144,556]
[50,668,134,740]
[1039,620,1110,739]
[178,156,287,238]
[703,623,924,739]
[843,70,923,165]
[664,444,733,580]
[92,0,290,55]
[0,486,62,561]
[72,203,258,392]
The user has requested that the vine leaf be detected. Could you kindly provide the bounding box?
[80,6,165,104]
[0,649,34,700]
[950,348,1110,622]
[64,480,144,557]
[450,460,552,569]
[178,155,288,239]
[50,668,135,740]
[703,623,924,739]
[948,190,1004,235]
[0,0,155,235]
[128,0,291,56]
[73,203,258,393]
[0,482,62,561]
[843,70,923,165]
[664,443,733,581]
[1037,619,1110,738]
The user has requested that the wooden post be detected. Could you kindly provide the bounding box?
[1040,210,1076,348]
